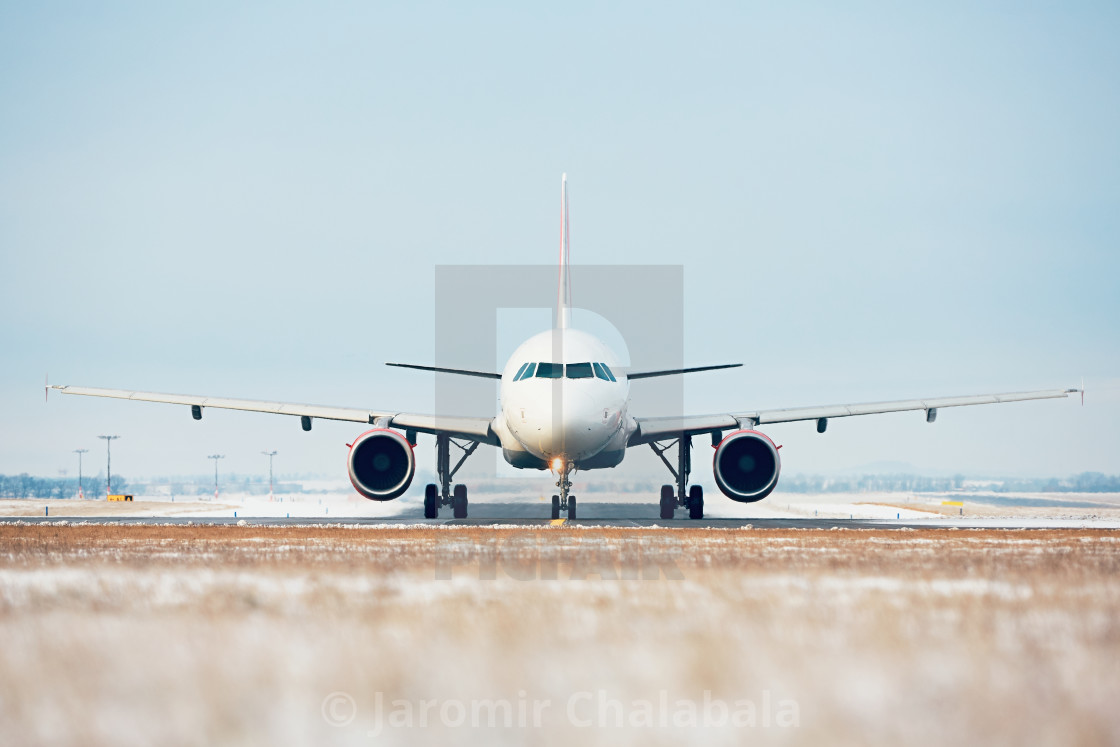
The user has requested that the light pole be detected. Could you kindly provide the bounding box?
[98,435,120,499]
[74,449,89,499]
[262,451,277,499]
[208,454,225,500]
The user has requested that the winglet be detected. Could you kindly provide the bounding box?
[1081,376,1085,406]
[44,374,48,403]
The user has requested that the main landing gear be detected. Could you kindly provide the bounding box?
[424,433,479,519]
[550,462,577,520]
[650,434,704,520]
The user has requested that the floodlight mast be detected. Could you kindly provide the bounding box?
[208,454,225,499]
[97,436,119,498]
[74,449,89,498]
[262,451,278,498]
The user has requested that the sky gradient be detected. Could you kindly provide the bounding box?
[2,2,1117,487]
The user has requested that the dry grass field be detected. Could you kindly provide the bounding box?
[1,523,1118,746]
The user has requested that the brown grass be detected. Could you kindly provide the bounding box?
[1,525,1118,746]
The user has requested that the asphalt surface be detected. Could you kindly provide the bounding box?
[8,501,1111,530]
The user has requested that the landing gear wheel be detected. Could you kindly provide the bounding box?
[551,495,560,520]
[660,484,675,520]
[568,495,577,521]
[452,483,468,519]
[688,484,704,520]
[424,484,438,519]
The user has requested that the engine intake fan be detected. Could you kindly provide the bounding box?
[713,430,781,503]
[347,429,415,501]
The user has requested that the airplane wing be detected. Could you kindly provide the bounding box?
[629,387,1080,445]
[48,385,499,444]
[625,363,742,380]
[385,363,502,379]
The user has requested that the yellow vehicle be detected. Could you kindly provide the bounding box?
[107,494,134,502]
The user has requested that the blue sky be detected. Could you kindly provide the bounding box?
[1,2,1117,485]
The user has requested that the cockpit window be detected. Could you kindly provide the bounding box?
[534,362,563,378]
[565,362,594,379]
[512,362,536,381]
[528,361,615,381]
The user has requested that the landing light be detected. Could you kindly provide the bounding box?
[551,457,564,471]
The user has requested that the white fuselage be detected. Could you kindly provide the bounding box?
[492,328,636,471]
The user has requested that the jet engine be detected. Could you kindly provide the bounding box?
[713,430,781,502]
[347,429,415,500]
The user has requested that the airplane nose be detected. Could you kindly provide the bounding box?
[529,386,610,459]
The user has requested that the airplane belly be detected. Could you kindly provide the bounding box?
[574,424,629,469]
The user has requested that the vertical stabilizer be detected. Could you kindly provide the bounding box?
[556,173,571,329]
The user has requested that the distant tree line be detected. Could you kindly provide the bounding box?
[3,471,1118,498]
[0,473,128,499]
[138,474,307,496]
[989,472,1120,493]
[0,472,309,499]
[779,474,967,493]
[779,472,1120,494]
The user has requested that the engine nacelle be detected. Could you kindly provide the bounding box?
[347,429,415,501]
[713,430,781,503]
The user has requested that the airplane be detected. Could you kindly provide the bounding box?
[48,175,1082,521]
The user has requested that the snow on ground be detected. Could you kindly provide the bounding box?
[5,485,1120,528]
[0,483,408,520]
[698,490,1120,527]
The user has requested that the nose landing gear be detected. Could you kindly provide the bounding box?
[551,462,577,520]
[650,434,704,520]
